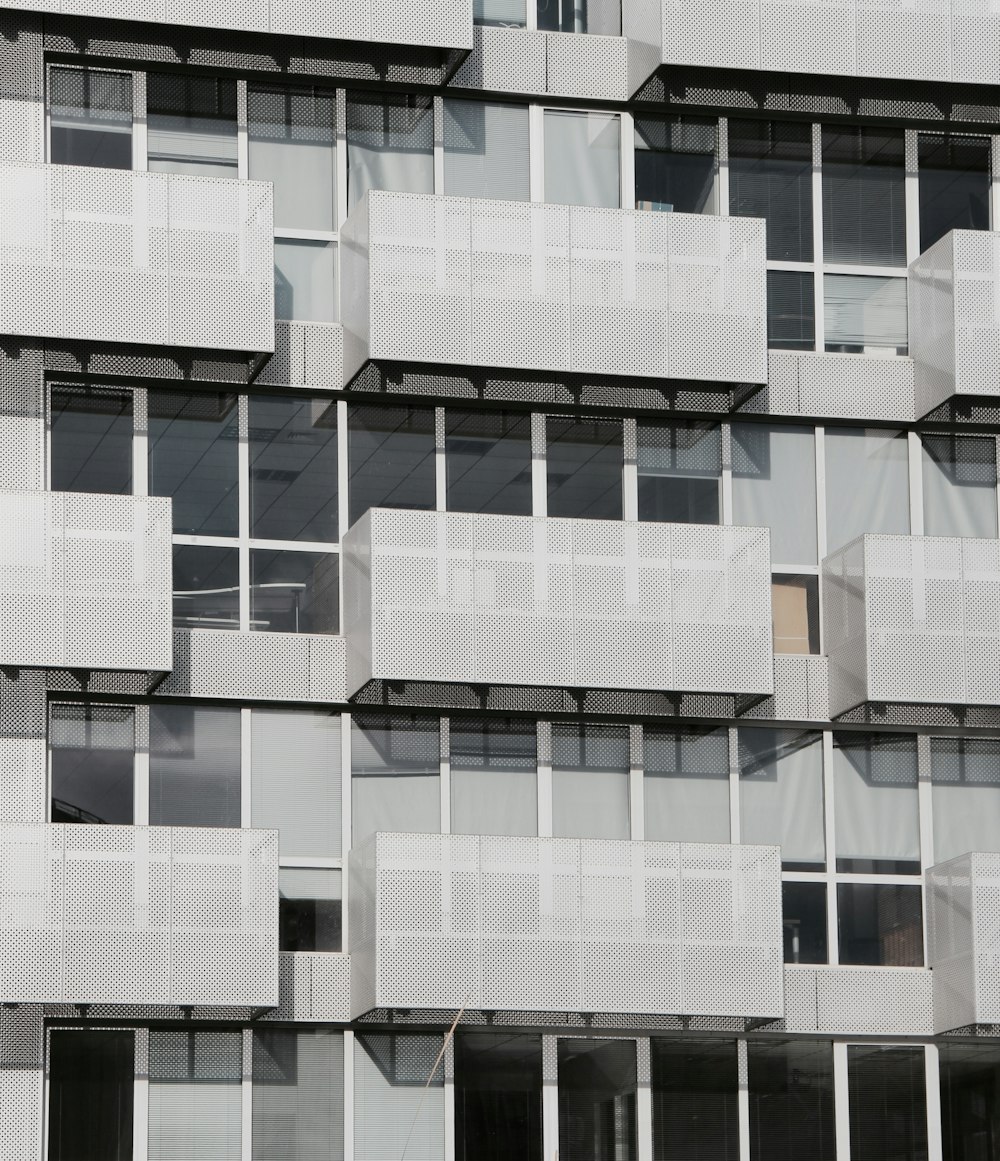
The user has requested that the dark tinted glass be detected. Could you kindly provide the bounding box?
[48,1030,134,1161]
[635,116,716,214]
[729,119,813,261]
[782,881,827,964]
[838,883,924,966]
[547,417,622,520]
[651,1039,738,1161]
[149,703,241,828]
[748,1040,835,1161]
[279,876,342,952]
[637,419,720,524]
[822,126,906,266]
[149,391,239,536]
[249,394,338,542]
[768,269,815,351]
[348,404,436,525]
[49,704,134,825]
[940,1043,1000,1161]
[558,1039,637,1161]
[49,67,132,170]
[919,134,990,252]
[172,544,240,631]
[446,409,532,516]
[456,1033,542,1161]
[250,549,339,634]
[50,386,133,495]
[848,1046,928,1161]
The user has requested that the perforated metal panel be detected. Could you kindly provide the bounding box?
[0,491,171,673]
[261,952,351,1022]
[340,191,767,387]
[0,824,278,1006]
[0,163,273,355]
[783,966,934,1034]
[342,509,773,699]
[0,1006,43,1161]
[348,832,783,1020]
[448,27,547,94]
[545,33,631,100]
[823,533,1000,716]
[755,351,917,421]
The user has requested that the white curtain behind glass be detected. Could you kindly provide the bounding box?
[922,434,998,539]
[351,716,440,841]
[739,728,825,865]
[931,738,1000,863]
[644,726,730,843]
[825,427,910,553]
[347,94,434,213]
[543,110,621,208]
[824,274,908,350]
[450,719,537,837]
[552,723,630,840]
[731,423,817,564]
[833,735,919,863]
[443,99,530,201]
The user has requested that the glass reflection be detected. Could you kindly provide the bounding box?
[250,549,339,634]
[50,386,133,496]
[49,704,134,825]
[172,545,240,631]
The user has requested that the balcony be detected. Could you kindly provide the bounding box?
[0,824,278,1007]
[348,833,783,1020]
[0,163,273,356]
[342,509,774,702]
[823,534,1000,718]
[909,229,1000,418]
[0,492,172,674]
[340,191,766,387]
[928,852,1000,1034]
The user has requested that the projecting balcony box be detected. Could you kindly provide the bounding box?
[909,229,1000,418]
[0,491,172,676]
[823,533,1000,719]
[341,509,774,703]
[0,163,274,359]
[348,832,783,1020]
[928,852,1000,1034]
[340,191,767,388]
[0,824,278,1007]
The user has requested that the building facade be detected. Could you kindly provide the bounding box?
[4,0,1000,1158]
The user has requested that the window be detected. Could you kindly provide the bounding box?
[931,737,1000,864]
[354,1035,444,1161]
[249,549,339,634]
[149,704,241,828]
[644,726,730,844]
[825,427,909,554]
[919,134,990,252]
[443,99,530,202]
[767,270,815,351]
[172,544,240,631]
[838,883,924,966]
[922,434,998,539]
[146,73,237,178]
[278,868,342,952]
[770,575,820,655]
[547,416,623,520]
[552,723,630,840]
[48,1030,134,1161]
[346,92,434,213]
[739,728,825,870]
[634,116,717,215]
[544,110,621,208]
[50,385,133,495]
[50,704,134,825]
[558,1039,637,1161]
[847,1047,927,1161]
[446,409,533,516]
[274,238,338,324]
[651,1039,738,1161]
[729,119,813,261]
[49,66,132,170]
[782,882,827,964]
[352,715,440,841]
[637,419,721,524]
[148,1031,242,1160]
[537,0,620,32]
[474,0,527,26]
[455,1033,542,1161]
[940,1043,1000,1161]
[833,733,919,873]
[822,126,906,267]
[731,423,817,565]
[824,274,907,355]
[348,404,436,525]
[747,1041,835,1161]
[252,1030,344,1161]
[450,717,537,837]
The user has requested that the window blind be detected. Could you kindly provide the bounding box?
[747,1040,835,1161]
[450,716,537,837]
[651,1039,738,1161]
[148,1032,242,1161]
[543,110,621,209]
[822,126,906,266]
[149,704,241,828]
[847,1046,928,1161]
[552,723,630,840]
[739,728,825,866]
[443,99,530,202]
[824,274,907,352]
[644,726,730,844]
[731,423,817,565]
[253,1030,344,1161]
[728,119,813,261]
[354,1034,444,1161]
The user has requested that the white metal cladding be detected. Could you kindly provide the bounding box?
[823,533,1000,716]
[262,952,351,1023]
[341,508,774,699]
[0,163,274,354]
[4,0,472,48]
[757,352,917,422]
[347,832,783,1020]
[0,1006,43,1161]
[0,824,278,1007]
[908,229,1000,419]
[340,191,767,386]
[783,966,934,1034]
[0,491,172,673]
[256,323,343,390]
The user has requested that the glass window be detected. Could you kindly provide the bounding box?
[747,1041,835,1161]
[552,723,630,840]
[355,1035,444,1161]
[634,116,717,215]
[146,73,237,178]
[729,119,813,261]
[50,704,134,826]
[838,883,924,966]
[48,1030,134,1161]
[637,419,721,525]
[771,575,820,655]
[249,549,339,635]
[782,881,827,964]
[456,1033,542,1161]
[833,733,919,873]
[558,1039,636,1161]
[650,1039,738,1161]
[148,1031,242,1160]
[474,0,527,25]
[739,728,825,870]
[352,715,440,841]
[544,110,621,209]
[172,544,240,631]
[847,1046,928,1161]
[49,66,132,170]
[149,703,241,828]
[767,269,815,351]
[931,737,1000,864]
[446,409,532,516]
[275,239,338,324]
[822,126,906,266]
[149,391,239,537]
[940,1043,1000,1161]
[278,868,342,953]
[547,416,622,520]
[644,726,730,844]
[50,385,133,495]
[249,85,336,231]
[348,404,436,526]
[444,99,530,202]
[731,423,817,565]
[249,394,338,543]
[922,434,998,539]
[252,1030,344,1161]
[537,0,620,31]
[825,427,910,554]
[450,717,537,837]
[346,92,434,213]
[919,134,990,253]
[824,274,908,355]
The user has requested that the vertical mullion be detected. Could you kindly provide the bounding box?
[441,717,451,835]
[237,79,249,181]
[134,1027,150,1161]
[238,395,251,631]
[815,425,827,652]
[812,123,825,353]
[241,707,252,830]
[537,720,553,837]
[532,413,548,518]
[135,704,150,827]
[823,730,839,965]
[737,1038,750,1161]
[241,1028,253,1161]
[636,1037,653,1161]
[623,417,638,521]
[133,71,148,172]
[925,1043,943,1161]
[620,110,635,210]
[341,711,352,950]
[833,1041,851,1161]
[905,130,921,266]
